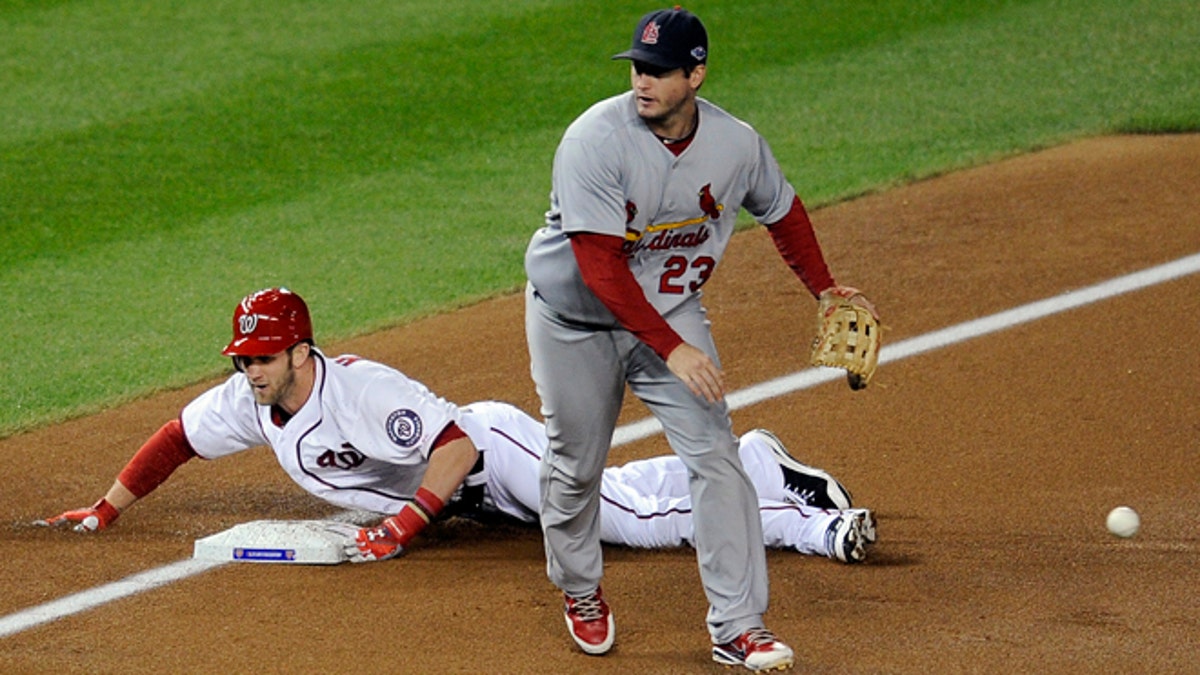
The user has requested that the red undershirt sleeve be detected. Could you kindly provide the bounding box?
[430,422,467,451]
[765,195,836,298]
[569,232,685,360]
[117,418,198,498]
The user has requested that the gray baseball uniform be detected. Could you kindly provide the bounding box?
[524,91,796,643]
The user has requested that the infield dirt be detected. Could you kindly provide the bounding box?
[3,134,1198,674]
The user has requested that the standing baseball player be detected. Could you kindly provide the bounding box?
[39,288,876,567]
[523,7,878,671]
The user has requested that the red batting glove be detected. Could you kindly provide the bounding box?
[36,498,121,533]
[351,516,410,563]
[347,488,444,563]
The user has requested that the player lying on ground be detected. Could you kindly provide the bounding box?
[38,288,876,564]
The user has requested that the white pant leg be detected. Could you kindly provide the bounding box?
[737,432,787,502]
[598,455,696,548]
[459,401,548,525]
[738,430,842,555]
[596,436,839,555]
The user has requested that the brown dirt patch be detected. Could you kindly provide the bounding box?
[3,134,1198,673]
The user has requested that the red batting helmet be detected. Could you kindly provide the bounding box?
[221,288,313,357]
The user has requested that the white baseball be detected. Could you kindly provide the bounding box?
[1105,506,1139,538]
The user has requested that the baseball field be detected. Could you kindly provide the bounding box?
[3,1,1198,672]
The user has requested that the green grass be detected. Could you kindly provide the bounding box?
[2,0,1198,437]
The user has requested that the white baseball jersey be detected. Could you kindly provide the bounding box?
[181,349,460,515]
[525,91,796,324]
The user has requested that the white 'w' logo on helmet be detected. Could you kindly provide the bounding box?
[238,313,259,336]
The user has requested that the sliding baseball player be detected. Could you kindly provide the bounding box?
[39,288,875,565]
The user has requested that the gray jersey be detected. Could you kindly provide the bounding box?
[525,91,796,324]
[524,91,800,642]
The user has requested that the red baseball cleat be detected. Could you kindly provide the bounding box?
[712,627,794,671]
[563,587,615,655]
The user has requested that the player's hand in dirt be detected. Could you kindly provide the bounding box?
[34,498,120,533]
[666,343,725,404]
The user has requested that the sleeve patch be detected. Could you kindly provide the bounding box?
[385,409,423,447]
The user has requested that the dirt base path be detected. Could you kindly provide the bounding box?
[3,134,1198,674]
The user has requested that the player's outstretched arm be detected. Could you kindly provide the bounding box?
[347,431,479,563]
[35,493,123,533]
[764,195,835,298]
[35,419,196,533]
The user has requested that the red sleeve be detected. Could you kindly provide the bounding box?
[430,422,467,450]
[117,418,197,498]
[765,195,836,298]
[569,232,685,360]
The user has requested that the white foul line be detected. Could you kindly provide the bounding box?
[614,253,1200,444]
[4,251,1199,640]
[0,559,226,638]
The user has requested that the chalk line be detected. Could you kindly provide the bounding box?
[0,559,225,638]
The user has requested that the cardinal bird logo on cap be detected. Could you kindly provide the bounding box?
[641,21,660,44]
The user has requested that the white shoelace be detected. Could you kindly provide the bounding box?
[739,628,780,648]
[568,593,606,622]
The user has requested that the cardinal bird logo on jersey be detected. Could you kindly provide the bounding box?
[621,184,723,255]
[698,183,722,220]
